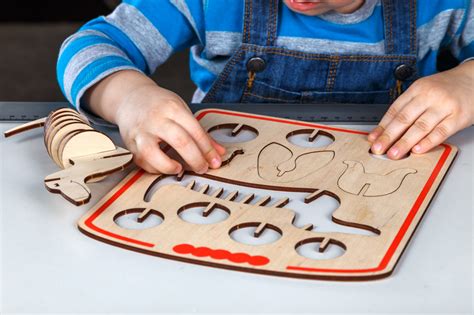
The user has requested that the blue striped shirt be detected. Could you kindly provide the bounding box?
[57,0,474,110]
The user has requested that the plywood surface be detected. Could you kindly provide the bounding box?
[4,108,133,205]
[75,109,455,280]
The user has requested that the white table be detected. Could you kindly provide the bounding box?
[1,122,472,314]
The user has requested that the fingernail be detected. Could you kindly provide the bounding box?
[413,145,421,153]
[389,147,399,157]
[372,142,382,153]
[211,157,221,168]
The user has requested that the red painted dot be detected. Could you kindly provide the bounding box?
[193,247,211,257]
[229,252,250,263]
[173,244,194,254]
[210,249,230,260]
[249,255,270,266]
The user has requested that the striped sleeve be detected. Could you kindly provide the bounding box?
[56,0,203,109]
[449,0,474,62]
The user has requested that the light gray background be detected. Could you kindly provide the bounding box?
[1,123,472,314]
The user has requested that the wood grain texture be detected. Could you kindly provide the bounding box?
[49,122,93,165]
[3,107,132,205]
[78,109,457,281]
[45,147,133,205]
[59,130,116,168]
[3,117,46,137]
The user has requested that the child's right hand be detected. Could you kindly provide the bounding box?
[85,70,225,175]
[116,84,226,174]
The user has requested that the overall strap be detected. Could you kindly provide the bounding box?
[382,0,417,55]
[242,0,279,46]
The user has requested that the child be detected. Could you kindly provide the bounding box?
[57,0,473,174]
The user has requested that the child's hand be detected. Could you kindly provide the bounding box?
[115,84,226,174]
[85,70,225,174]
[368,61,474,159]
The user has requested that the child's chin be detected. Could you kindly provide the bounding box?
[289,8,328,16]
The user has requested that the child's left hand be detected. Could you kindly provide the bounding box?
[368,60,474,159]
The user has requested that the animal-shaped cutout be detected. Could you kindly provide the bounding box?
[4,108,133,205]
[77,109,457,281]
[2,108,458,281]
[220,146,244,166]
[104,177,349,265]
[337,161,417,197]
[257,142,334,183]
[44,148,133,205]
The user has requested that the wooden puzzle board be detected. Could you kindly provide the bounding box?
[78,109,457,280]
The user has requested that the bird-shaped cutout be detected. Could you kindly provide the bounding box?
[44,148,133,205]
[337,161,417,197]
[257,142,334,183]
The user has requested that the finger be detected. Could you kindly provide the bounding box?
[368,87,417,142]
[174,111,223,169]
[210,137,227,156]
[368,125,384,143]
[386,109,446,159]
[158,120,209,174]
[412,118,457,154]
[370,97,427,154]
[134,135,182,174]
[377,87,416,128]
[136,157,175,175]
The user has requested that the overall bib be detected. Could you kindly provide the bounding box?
[202,0,418,105]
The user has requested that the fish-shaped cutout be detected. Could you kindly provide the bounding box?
[257,142,334,183]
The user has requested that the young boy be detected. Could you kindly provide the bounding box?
[57,0,473,175]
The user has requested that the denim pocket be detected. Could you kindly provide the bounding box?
[241,80,302,103]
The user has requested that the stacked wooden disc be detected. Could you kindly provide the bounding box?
[4,107,133,205]
[43,108,116,169]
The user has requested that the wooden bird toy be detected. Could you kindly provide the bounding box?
[4,108,133,205]
[77,109,457,281]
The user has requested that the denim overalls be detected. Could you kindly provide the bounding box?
[202,0,418,104]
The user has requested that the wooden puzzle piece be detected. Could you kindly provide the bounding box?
[167,176,375,237]
[44,147,133,205]
[49,122,93,166]
[79,171,382,279]
[286,129,335,148]
[59,130,116,168]
[43,110,88,147]
[4,108,458,280]
[4,108,133,205]
[208,123,259,144]
[3,117,46,137]
[337,161,417,197]
[46,117,89,154]
[45,108,88,129]
[257,142,334,182]
[78,110,457,280]
[45,114,87,149]
[220,146,245,166]
[143,178,349,258]
[114,209,164,230]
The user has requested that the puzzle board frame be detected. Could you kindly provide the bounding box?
[78,109,457,281]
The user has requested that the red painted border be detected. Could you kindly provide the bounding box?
[173,243,270,266]
[83,109,452,274]
[195,110,369,135]
[84,169,153,248]
[287,143,451,273]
